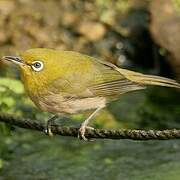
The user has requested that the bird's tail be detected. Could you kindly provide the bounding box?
[116,68,180,89]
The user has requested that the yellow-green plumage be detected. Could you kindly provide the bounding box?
[16,48,179,115]
[20,49,140,96]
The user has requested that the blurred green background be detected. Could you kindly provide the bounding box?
[0,0,180,179]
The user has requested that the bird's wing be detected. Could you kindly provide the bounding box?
[48,53,145,99]
[88,59,146,97]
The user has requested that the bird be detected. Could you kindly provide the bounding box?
[2,48,180,140]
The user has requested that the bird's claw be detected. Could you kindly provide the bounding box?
[78,126,94,141]
[44,126,54,137]
[44,115,59,137]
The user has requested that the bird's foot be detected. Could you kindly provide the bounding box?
[44,115,59,137]
[44,124,54,137]
[44,122,54,137]
[78,125,94,141]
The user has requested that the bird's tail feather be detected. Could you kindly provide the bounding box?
[116,68,180,89]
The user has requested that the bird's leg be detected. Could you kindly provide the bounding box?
[78,107,102,141]
[44,115,59,137]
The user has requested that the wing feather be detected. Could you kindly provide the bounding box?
[48,53,145,99]
[90,79,145,97]
[88,59,146,97]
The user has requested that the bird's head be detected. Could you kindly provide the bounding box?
[3,48,61,75]
[2,48,67,95]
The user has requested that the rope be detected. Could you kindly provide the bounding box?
[0,113,180,140]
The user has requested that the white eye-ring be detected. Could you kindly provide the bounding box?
[31,61,44,72]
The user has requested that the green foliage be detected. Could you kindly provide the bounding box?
[0,77,45,118]
[0,77,24,113]
[0,77,33,164]
[173,0,180,12]
[95,0,131,26]
[0,78,24,161]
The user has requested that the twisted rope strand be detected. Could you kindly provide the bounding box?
[0,113,180,140]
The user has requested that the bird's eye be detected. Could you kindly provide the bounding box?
[31,61,44,72]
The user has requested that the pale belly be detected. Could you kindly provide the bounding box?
[30,93,107,115]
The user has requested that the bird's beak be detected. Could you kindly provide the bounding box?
[2,56,24,66]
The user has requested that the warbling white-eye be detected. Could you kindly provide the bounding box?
[2,48,180,140]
